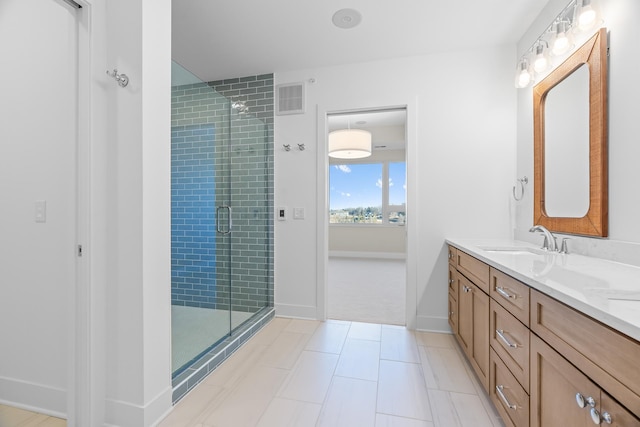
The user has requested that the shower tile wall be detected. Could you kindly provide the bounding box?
[171,75,274,313]
[208,75,274,313]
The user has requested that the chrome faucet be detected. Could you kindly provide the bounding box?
[529,225,558,252]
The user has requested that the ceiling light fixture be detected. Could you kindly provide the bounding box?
[328,129,372,159]
[514,0,603,89]
[332,9,362,29]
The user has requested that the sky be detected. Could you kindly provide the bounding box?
[329,162,406,210]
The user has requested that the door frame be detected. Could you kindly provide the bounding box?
[69,0,101,425]
[315,99,418,329]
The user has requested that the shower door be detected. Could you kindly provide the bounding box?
[171,63,273,378]
[171,63,233,377]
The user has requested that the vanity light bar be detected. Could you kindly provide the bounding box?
[514,0,602,88]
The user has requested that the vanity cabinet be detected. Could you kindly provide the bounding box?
[530,290,640,425]
[530,334,640,427]
[451,249,490,391]
[446,244,640,427]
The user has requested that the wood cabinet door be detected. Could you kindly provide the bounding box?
[448,292,458,335]
[448,264,458,299]
[471,282,490,391]
[531,334,598,427]
[598,392,640,427]
[457,275,473,355]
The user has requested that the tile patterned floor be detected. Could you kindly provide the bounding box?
[0,404,65,427]
[159,318,505,427]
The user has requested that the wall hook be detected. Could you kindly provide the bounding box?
[283,144,291,151]
[297,143,305,151]
[512,176,528,201]
[106,68,129,87]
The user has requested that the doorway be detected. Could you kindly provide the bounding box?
[325,108,408,325]
[0,0,80,419]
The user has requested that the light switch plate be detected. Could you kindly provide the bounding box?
[35,200,46,223]
[293,207,305,220]
[277,207,286,221]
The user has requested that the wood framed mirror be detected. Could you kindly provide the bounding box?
[533,28,608,237]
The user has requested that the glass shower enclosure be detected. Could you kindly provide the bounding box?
[170,61,273,382]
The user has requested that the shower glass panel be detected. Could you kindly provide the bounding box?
[171,62,232,377]
[170,61,273,380]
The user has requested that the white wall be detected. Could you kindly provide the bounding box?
[329,226,406,256]
[0,1,172,425]
[515,0,640,263]
[102,0,172,425]
[274,46,517,330]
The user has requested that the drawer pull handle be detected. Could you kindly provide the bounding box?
[602,411,612,424]
[449,279,454,285]
[495,385,517,410]
[496,329,518,348]
[496,286,516,300]
[576,393,596,409]
[590,408,603,425]
[463,285,472,293]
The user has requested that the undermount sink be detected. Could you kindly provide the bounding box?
[478,246,547,256]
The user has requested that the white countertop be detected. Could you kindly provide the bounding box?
[446,238,640,342]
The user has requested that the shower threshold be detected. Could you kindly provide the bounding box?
[171,306,274,403]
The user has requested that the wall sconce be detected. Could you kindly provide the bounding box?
[514,0,603,89]
[533,41,551,73]
[550,20,574,56]
[575,0,601,32]
[515,58,534,89]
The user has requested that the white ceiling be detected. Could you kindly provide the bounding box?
[172,0,550,82]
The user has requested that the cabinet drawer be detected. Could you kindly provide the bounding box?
[531,289,640,416]
[448,245,457,266]
[490,300,530,392]
[490,268,529,327]
[448,264,457,300]
[448,292,458,334]
[457,250,489,293]
[490,348,529,427]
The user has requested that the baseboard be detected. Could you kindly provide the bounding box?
[416,315,452,333]
[0,376,66,418]
[105,385,172,427]
[328,251,406,260]
[274,303,318,320]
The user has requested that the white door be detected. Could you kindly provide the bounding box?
[0,0,78,416]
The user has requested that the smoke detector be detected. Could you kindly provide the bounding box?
[332,9,362,29]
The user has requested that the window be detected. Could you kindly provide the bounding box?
[330,161,406,225]
[388,162,406,224]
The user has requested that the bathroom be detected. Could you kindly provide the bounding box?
[1,0,639,425]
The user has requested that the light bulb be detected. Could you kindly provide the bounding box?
[518,70,532,88]
[577,1,598,32]
[533,44,550,73]
[551,21,573,56]
[534,56,548,73]
[514,60,533,88]
[553,34,569,54]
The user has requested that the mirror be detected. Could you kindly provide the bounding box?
[544,64,590,217]
[533,28,608,237]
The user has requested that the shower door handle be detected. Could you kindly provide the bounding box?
[216,205,232,234]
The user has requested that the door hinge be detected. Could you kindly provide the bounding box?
[77,244,83,257]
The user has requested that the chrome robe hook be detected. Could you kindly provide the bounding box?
[106,68,129,87]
